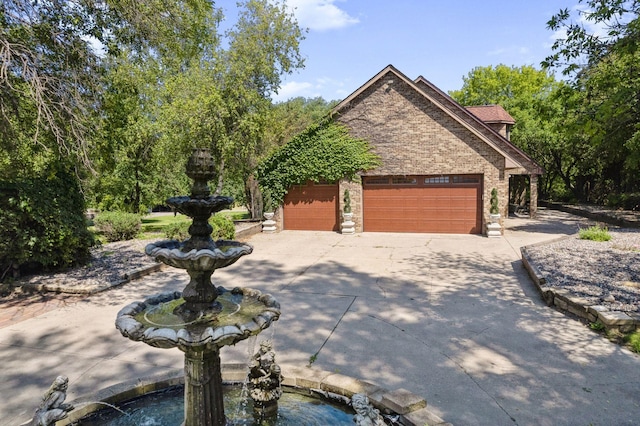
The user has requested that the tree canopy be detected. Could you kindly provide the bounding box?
[543,0,640,204]
[85,0,306,213]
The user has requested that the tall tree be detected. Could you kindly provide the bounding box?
[86,0,220,212]
[449,65,558,150]
[0,0,102,174]
[449,65,567,199]
[544,0,640,76]
[544,0,640,202]
[157,0,305,216]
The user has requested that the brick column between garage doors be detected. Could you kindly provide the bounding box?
[339,179,363,233]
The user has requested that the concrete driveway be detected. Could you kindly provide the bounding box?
[2,209,639,425]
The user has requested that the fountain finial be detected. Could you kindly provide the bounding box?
[186,148,216,199]
[164,148,233,252]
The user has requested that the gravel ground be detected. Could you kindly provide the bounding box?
[11,221,260,295]
[15,239,158,292]
[525,228,640,313]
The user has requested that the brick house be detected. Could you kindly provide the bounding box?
[279,65,542,235]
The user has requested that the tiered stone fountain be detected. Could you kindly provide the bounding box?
[115,149,280,426]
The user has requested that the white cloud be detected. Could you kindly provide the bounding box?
[272,76,350,102]
[273,81,314,101]
[486,45,534,65]
[286,0,359,31]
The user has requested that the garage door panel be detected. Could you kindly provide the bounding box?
[363,175,481,234]
[284,182,338,231]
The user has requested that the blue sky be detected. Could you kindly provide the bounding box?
[220,0,583,102]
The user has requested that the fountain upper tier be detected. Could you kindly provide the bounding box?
[163,148,238,253]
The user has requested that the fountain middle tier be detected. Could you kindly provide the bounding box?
[116,288,280,351]
[146,239,253,271]
[145,239,254,311]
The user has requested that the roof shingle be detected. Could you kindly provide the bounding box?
[465,105,515,124]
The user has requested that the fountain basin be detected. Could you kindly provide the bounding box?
[116,289,280,350]
[69,384,355,425]
[57,365,445,426]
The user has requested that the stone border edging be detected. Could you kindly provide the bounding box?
[540,201,640,229]
[234,220,263,240]
[57,364,451,426]
[521,243,640,334]
[20,263,167,295]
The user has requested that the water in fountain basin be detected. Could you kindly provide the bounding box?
[75,385,355,425]
[235,335,258,419]
[135,291,267,331]
[78,402,130,418]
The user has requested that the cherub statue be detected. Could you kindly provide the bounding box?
[248,340,283,415]
[352,393,385,426]
[31,376,74,426]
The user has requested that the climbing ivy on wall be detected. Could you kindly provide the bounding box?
[256,120,380,206]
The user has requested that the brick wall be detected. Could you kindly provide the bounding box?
[335,71,509,234]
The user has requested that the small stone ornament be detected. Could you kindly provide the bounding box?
[352,393,386,426]
[31,376,74,426]
[248,340,283,418]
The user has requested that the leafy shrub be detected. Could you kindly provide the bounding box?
[163,215,235,241]
[164,221,190,240]
[343,189,352,213]
[0,169,94,281]
[606,192,640,211]
[579,225,612,242]
[210,215,235,240]
[94,211,141,242]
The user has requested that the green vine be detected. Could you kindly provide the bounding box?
[256,120,380,206]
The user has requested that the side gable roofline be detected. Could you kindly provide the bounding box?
[413,75,542,174]
[331,65,543,175]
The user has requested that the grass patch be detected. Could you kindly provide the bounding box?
[138,231,164,240]
[141,214,190,232]
[579,225,612,242]
[218,210,250,221]
[624,331,640,353]
[140,210,249,232]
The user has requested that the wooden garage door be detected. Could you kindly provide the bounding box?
[283,181,339,231]
[363,175,482,234]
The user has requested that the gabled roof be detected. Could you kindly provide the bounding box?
[465,105,515,124]
[332,65,543,175]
